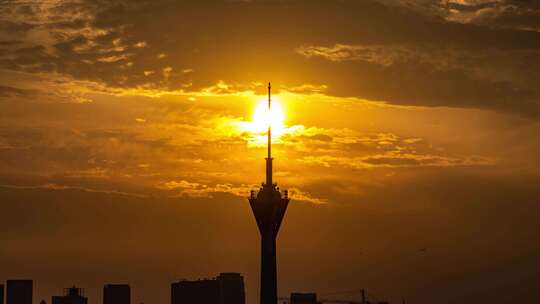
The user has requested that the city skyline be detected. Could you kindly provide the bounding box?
[0,277,383,304]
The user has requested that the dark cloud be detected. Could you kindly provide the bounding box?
[0,39,23,46]
[0,0,539,118]
[0,85,36,98]
[0,20,35,33]
[391,0,540,32]
[474,4,540,31]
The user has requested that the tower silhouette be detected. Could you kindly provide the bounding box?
[249,82,290,304]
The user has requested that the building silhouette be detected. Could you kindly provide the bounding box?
[249,82,290,304]
[172,278,219,304]
[171,273,245,304]
[6,280,32,304]
[51,287,87,304]
[282,290,390,304]
[216,273,245,304]
[0,284,4,304]
[290,293,318,304]
[103,284,130,304]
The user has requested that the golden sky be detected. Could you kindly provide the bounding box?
[1,1,540,303]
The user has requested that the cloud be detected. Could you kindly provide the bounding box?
[296,44,412,65]
[287,188,328,205]
[298,153,492,169]
[1,0,540,118]
[157,179,326,204]
[0,85,36,98]
[97,53,131,63]
[383,0,540,32]
[0,183,148,198]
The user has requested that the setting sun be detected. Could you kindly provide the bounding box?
[234,96,291,145]
[227,95,304,147]
[251,97,286,137]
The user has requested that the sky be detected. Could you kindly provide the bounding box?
[0,0,540,303]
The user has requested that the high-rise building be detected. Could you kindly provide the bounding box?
[103,284,130,304]
[171,273,245,304]
[0,284,4,304]
[248,82,290,304]
[217,273,245,304]
[51,287,87,304]
[6,280,32,304]
[171,279,219,304]
[290,293,318,304]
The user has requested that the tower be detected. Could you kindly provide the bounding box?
[249,82,290,304]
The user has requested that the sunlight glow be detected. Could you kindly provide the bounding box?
[251,97,286,137]
[234,96,291,146]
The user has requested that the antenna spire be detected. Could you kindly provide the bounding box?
[268,82,271,159]
[266,82,273,186]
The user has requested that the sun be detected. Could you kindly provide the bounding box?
[251,97,286,137]
[236,96,288,145]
